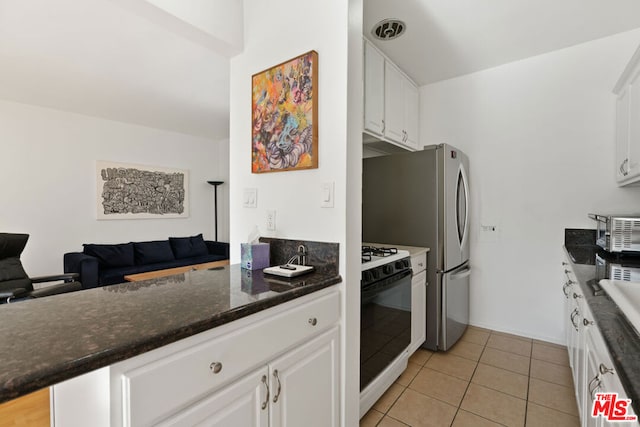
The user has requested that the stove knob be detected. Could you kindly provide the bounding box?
[371,269,380,279]
[395,261,405,270]
[363,271,372,282]
[383,264,394,275]
[403,259,410,268]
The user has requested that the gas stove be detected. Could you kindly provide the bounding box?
[361,245,412,289]
[362,245,411,271]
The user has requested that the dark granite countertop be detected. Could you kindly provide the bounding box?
[564,244,640,416]
[0,264,341,403]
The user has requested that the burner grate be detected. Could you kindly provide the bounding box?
[362,246,398,263]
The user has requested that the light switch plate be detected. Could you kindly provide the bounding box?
[243,188,257,208]
[321,182,334,208]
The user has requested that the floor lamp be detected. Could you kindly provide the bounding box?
[207,181,224,242]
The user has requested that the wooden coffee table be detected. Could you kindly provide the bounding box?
[123,260,230,282]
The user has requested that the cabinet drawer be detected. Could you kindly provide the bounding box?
[411,252,427,274]
[120,290,339,426]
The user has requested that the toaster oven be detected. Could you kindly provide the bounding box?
[589,213,640,253]
[596,253,640,281]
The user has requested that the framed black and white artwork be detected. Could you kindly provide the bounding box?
[96,161,189,220]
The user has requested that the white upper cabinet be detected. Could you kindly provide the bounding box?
[403,81,419,150]
[613,44,640,186]
[363,40,385,137]
[384,61,406,144]
[363,39,419,152]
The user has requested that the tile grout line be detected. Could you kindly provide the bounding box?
[447,330,491,426]
[363,329,575,427]
[374,351,430,426]
[524,336,533,427]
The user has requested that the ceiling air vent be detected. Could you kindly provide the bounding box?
[372,19,406,41]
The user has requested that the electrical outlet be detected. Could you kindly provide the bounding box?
[266,210,276,231]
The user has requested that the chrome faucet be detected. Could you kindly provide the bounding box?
[297,245,307,266]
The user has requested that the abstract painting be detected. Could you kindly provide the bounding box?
[96,161,189,219]
[251,50,318,173]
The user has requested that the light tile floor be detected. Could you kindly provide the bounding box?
[360,326,580,427]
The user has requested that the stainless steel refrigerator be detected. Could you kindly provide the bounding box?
[362,144,470,351]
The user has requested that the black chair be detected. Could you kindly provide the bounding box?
[0,233,82,303]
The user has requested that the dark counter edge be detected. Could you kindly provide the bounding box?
[563,245,640,417]
[0,276,341,404]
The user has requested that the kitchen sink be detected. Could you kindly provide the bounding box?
[600,280,640,334]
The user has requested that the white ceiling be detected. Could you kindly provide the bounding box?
[2,1,640,139]
[365,0,640,86]
[0,0,231,139]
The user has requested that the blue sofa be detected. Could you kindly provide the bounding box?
[64,234,229,289]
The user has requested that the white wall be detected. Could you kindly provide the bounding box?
[420,29,640,344]
[0,100,229,276]
[229,0,362,424]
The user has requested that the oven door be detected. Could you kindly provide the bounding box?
[360,269,412,391]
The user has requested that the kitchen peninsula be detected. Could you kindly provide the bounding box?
[0,260,341,425]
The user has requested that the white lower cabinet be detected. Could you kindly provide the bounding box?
[408,251,427,355]
[51,288,340,427]
[158,366,269,427]
[268,327,339,427]
[409,269,426,354]
[583,323,636,427]
[158,327,339,427]
[409,252,427,356]
[562,258,637,426]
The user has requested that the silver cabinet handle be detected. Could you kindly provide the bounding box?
[621,158,629,176]
[573,292,583,299]
[261,375,270,410]
[272,369,282,403]
[381,119,385,133]
[209,362,222,374]
[562,262,569,266]
[570,308,579,331]
[308,317,317,326]
[562,281,573,297]
[589,375,602,399]
[599,363,615,375]
[583,318,594,326]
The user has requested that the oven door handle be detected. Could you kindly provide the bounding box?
[361,269,412,301]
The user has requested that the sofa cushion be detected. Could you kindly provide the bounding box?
[134,241,175,265]
[0,257,28,281]
[169,234,208,259]
[83,243,135,268]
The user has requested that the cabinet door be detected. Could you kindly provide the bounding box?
[584,334,602,427]
[384,62,405,144]
[616,87,630,183]
[157,367,269,427]
[403,81,420,150]
[409,270,427,354]
[364,41,385,136]
[269,326,339,427]
[583,323,636,426]
[628,71,640,180]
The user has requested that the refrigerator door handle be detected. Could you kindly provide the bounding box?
[450,265,471,280]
